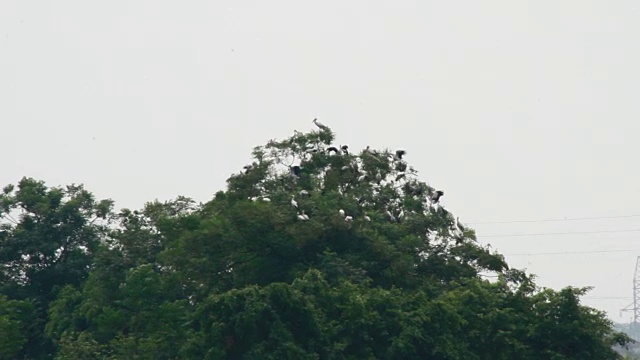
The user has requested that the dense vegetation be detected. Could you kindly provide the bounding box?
[0,124,632,359]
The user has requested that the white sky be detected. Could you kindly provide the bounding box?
[2,1,640,323]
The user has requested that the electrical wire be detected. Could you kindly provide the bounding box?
[468,213,640,225]
[482,228,640,238]
[504,249,640,256]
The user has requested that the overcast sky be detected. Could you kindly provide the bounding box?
[2,1,640,322]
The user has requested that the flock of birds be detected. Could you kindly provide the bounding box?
[241,118,469,244]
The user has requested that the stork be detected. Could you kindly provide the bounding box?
[339,209,345,217]
[364,214,371,222]
[262,197,271,202]
[341,145,349,155]
[385,210,396,222]
[344,216,353,222]
[299,190,310,196]
[243,164,254,174]
[431,190,444,203]
[395,172,406,181]
[357,174,367,182]
[312,118,329,130]
[291,195,298,208]
[326,146,339,155]
[394,150,406,160]
[297,211,309,221]
[290,165,302,176]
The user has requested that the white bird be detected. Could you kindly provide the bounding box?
[364,214,371,222]
[341,145,349,155]
[262,197,271,202]
[357,174,367,182]
[250,196,258,201]
[291,195,298,208]
[312,118,328,130]
[299,190,310,196]
[394,150,406,160]
[398,210,405,221]
[297,211,309,221]
[345,216,353,222]
[339,209,345,217]
[385,210,396,222]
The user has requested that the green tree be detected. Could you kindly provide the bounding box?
[36,124,631,359]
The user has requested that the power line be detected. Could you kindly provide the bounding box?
[505,249,640,256]
[468,214,640,225]
[482,228,640,238]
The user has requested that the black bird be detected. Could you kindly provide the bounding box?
[395,150,406,160]
[341,145,349,155]
[242,164,254,174]
[326,146,339,155]
[430,190,444,203]
[290,165,302,176]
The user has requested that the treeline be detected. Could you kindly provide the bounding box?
[0,126,632,359]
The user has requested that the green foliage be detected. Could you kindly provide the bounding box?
[0,125,632,359]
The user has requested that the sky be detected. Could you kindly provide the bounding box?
[2,1,640,322]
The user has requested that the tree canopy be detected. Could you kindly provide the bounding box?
[0,124,631,359]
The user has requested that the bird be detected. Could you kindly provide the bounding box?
[341,165,350,171]
[312,118,329,130]
[326,146,339,155]
[250,196,258,201]
[376,172,382,181]
[345,216,353,222]
[339,209,345,217]
[385,210,396,222]
[291,195,298,208]
[262,197,271,202]
[455,217,465,233]
[394,150,406,160]
[431,190,444,203]
[357,174,367,182]
[398,210,405,221]
[341,145,349,155]
[299,190,310,196]
[243,164,254,174]
[297,211,309,221]
[364,214,371,222]
[395,172,406,181]
[290,165,302,176]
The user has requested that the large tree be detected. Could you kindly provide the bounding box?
[4,124,632,358]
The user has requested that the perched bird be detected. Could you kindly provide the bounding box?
[341,145,349,155]
[364,214,371,222]
[376,172,382,181]
[357,174,367,182]
[341,165,350,171]
[262,197,271,202]
[394,150,406,160]
[297,211,309,221]
[299,190,310,196]
[291,195,298,208]
[455,217,465,233]
[398,210,405,221]
[243,164,254,174]
[290,165,302,176]
[431,190,444,203]
[312,118,329,130]
[395,172,406,181]
[250,196,258,201]
[345,216,353,222]
[326,146,339,155]
[339,209,345,217]
[385,210,396,222]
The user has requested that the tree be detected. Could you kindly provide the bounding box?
[0,178,113,359]
[24,123,633,358]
